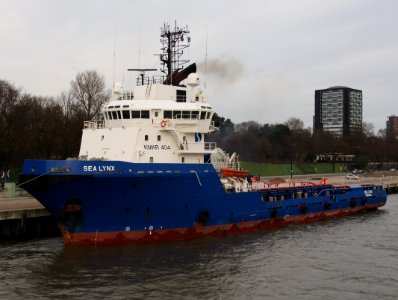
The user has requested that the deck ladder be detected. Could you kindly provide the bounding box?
[145,84,152,97]
[170,130,186,150]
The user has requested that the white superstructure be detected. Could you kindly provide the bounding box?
[79,77,217,164]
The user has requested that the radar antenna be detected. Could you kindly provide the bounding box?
[127,68,157,85]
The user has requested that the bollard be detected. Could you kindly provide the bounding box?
[4,182,16,198]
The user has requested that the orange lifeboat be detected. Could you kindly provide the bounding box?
[220,167,250,177]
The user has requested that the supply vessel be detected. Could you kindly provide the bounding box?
[20,23,387,245]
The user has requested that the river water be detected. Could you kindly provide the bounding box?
[1,195,397,300]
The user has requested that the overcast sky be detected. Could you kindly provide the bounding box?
[1,0,397,131]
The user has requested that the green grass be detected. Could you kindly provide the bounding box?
[241,162,349,176]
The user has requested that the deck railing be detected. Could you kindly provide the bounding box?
[84,121,105,129]
[136,75,166,86]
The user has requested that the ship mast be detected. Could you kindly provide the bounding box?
[160,22,190,85]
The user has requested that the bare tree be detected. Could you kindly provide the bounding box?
[285,117,304,132]
[362,122,375,137]
[70,70,109,120]
[57,91,86,158]
[0,80,22,167]
[58,91,75,118]
[235,121,261,133]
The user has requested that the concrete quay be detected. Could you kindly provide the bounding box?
[314,173,398,194]
[0,196,50,220]
[0,189,59,239]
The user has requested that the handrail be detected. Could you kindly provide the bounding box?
[136,75,166,86]
[84,121,105,129]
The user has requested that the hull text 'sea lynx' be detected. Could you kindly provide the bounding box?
[20,23,387,245]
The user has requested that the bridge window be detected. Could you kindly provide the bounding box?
[112,111,118,119]
[117,111,122,119]
[141,110,150,119]
[206,112,212,119]
[131,111,140,119]
[107,112,113,120]
[173,111,181,119]
[130,110,151,119]
[176,90,186,102]
[122,110,130,119]
[160,110,203,120]
[164,110,172,119]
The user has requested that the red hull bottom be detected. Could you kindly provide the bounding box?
[60,203,383,245]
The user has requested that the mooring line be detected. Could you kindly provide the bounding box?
[18,171,53,187]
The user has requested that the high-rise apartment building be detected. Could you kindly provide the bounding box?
[314,86,362,136]
[386,115,398,138]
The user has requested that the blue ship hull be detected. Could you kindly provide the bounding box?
[20,159,387,245]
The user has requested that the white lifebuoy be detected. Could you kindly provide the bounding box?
[160,120,167,128]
